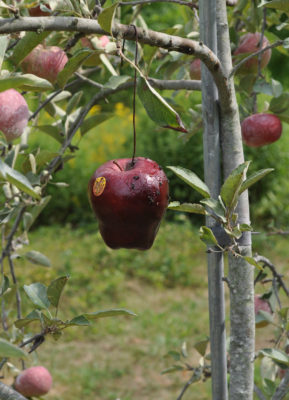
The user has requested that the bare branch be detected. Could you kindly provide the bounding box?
[0,17,225,93]
[272,369,289,400]
[254,384,267,400]
[230,40,284,77]
[119,0,198,8]
[0,382,28,400]
[254,255,289,297]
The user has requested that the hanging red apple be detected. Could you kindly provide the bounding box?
[28,3,51,16]
[21,44,68,84]
[241,113,282,147]
[0,89,29,142]
[88,157,169,250]
[234,32,271,74]
[14,366,52,397]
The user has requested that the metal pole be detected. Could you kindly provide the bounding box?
[198,1,228,399]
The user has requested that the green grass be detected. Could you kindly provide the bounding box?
[2,218,289,399]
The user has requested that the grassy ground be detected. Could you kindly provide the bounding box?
[3,217,289,399]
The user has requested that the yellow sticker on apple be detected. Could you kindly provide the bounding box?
[93,177,106,197]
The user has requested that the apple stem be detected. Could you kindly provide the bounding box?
[131,24,138,166]
[113,160,123,171]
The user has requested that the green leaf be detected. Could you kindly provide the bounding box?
[66,91,83,115]
[270,93,289,114]
[10,31,50,65]
[239,168,274,194]
[0,35,8,71]
[0,73,53,92]
[0,159,41,200]
[161,365,184,374]
[220,162,250,211]
[35,125,64,144]
[259,349,289,367]
[47,276,69,309]
[24,197,51,231]
[255,310,274,326]
[0,338,27,358]
[138,77,187,133]
[23,283,50,309]
[0,275,9,297]
[14,310,42,329]
[200,198,226,222]
[199,226,219,247]
[83,308,137,320]
[167,351,181,361]
[57,49,93,88]
[168,201,207,214]
[104,75,131,90]
[167,166,210,198]
[98,3,119,35]
[24,251,51,267]
[80,113,114,136]
[67,315,91,326]
[243,256,263,270]
[259,0,289,12]
[194,339,209,357]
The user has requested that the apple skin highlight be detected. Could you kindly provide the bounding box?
[88,157,169,250]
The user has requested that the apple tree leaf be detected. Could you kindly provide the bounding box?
[23,283,50,309]
[0,159,41,200]
[220,162,250,211]
[0,73,53,92]
[10,31,50,65]
[98,3,119,35]
[83,308,137,320]
[0,35,8,71]
[167,166,210,198]
[0,338,27,358]
[138,77,187,133]
[194,338,209,357]
[23,197,51,232]
[243,256,263,270]
[66,315,91,326]
[168,201,207,214]
[161,365,184,374]
[57,49,93,88]
[259,0,289,12]
[24,251,51,267]
[104,75,131,90]
[80,113,114,136]
[239,168,274,194]
[199,226,219,247]
[14,310,42,329]
[47,276,69,309]
[269,93,289,114]
[259,348,289,367]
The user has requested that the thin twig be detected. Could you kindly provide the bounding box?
[254,255,289,297]
[254,384,267,400]
[176,372,198,400]
[272,369,289,400]
[74,72,104,89]
[8,254,21,320]
[230,40,284,77]
[0,206,26,262]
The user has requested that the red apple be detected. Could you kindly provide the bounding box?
[241,113,282,147]
[28,4,51,16]
[234,32,271,73]
[0,89,29,142]
[81,35,110,50]
[189,58,201,80]
[21,44,68,84]
[88,157,169,250]
[254,294,272,328]
[14,366,52,397]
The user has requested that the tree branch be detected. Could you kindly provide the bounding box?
[0,382,28,400]
[0,17,227,101]
[254,255,289,297]
[272,369,289,400]
[119,0,198,8]
[254,384,267,400]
